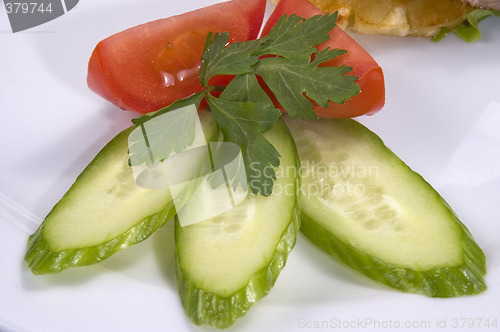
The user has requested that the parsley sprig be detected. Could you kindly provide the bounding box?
[132,13,360,196]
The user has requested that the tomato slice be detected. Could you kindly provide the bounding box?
[87,0,266,114]
[261,0,385,118]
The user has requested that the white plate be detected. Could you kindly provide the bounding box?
[1,1,499,331]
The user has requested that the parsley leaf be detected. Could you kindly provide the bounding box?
[255,48,359,119]
[218,73,281,195]
[219,72,275,106]
[257,14,338,58]
[199,32,260,87]
[205,76,281,196]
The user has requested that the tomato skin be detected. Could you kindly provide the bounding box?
[87,0,266,114]
[261,0,385,118]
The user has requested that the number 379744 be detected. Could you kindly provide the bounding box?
[5,2,53,14]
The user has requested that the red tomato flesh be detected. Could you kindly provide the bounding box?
[261,0,385,118]
[87,0,266,114]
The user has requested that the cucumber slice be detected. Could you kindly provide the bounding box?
[25,111,218,275]
[175,119,300,328]
[286,118,486,297]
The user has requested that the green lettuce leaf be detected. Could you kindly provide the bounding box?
[433,9,500,42]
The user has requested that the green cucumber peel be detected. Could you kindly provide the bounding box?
[176,200,300,328]
[25,111,218,275]
[287,118,487,297]
[175,120,301,328]
[301,202,486,297]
